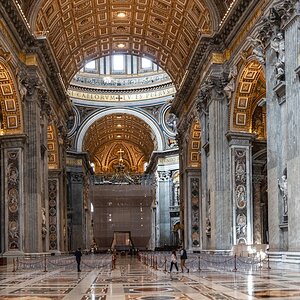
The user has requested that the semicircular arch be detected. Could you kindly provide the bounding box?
[229,60,266,133]
[0,59,23,135]
[76,108,164,152]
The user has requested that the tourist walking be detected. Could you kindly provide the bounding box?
[169,250,179,273]
[180,247,189,273]
[75,247,82,272]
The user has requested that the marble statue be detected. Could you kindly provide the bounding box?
[247,36,265,65]
[271,31,285,82]
[224,65,238,101]
[278,175,288,215]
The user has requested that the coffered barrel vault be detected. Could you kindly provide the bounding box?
[27,0,230,88]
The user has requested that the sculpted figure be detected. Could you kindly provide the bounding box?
[271,32,285,82]
[278,175,288,215]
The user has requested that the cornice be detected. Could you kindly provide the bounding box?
[69,82,174,95]
[0,1,34,48]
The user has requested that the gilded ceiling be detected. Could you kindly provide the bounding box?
[26,0,229,89]
[83,114,155,174]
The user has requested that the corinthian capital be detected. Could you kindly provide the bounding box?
[257,0,297,44]
[196,74,227,115]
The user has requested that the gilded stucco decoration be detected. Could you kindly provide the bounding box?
[30,0,214,88]
[83,114,155,175]
[0,61,23,135]
[188,120,201,168]
[47,124,59,169]
[230,60,266,132]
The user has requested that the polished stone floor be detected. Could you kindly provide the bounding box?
[0,256,300,299]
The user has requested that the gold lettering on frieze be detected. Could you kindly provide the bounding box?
[158,156,179,165]
[66,158,82,166]
[68,87,176,102]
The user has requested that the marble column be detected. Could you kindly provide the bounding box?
[252,175,265,244]
[0,135,26,254]
[186,170,201,250]
[197,72,231,249]
[226,132,255,245]
[197,95,210,249]
[284,8,300,251]
[22,72,48,252]
[157,170,171,247]
[258,0,299,250]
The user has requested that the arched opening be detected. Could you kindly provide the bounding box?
[230,59,268,246]
[0,61,23,135]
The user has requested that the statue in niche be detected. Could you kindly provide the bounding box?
[41,208,47,238]
[206,217,211,235]
[224,65,238,101]
[278,174,288,216]
[271,31,285,82]
[165,112,177,133]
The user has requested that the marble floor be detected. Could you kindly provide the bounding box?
[1,256,300,299]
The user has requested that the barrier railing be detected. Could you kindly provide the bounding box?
[138,251,272,273]
[6,253,113,272]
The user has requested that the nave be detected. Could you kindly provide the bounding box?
[1,256,300,299]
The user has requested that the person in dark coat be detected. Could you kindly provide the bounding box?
[180,247,189,273]
[75,247,82,272]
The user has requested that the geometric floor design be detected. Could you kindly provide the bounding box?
[1,257,300,299]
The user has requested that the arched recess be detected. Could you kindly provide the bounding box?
[229,60,266,133]
[47,123,59,169]
[76,108,164,152]
[229,58,268,245]
[0,59,23,135]
[188,119,201,168]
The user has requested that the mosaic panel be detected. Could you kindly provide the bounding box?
[232,147,249,245]
[48,179,58,250]
[190,177,200,248]
[6,150,21,251]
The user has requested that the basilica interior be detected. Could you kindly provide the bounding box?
[1,0,300,299]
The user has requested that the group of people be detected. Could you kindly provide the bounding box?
[74,246,190,274]
[169,247,189,273]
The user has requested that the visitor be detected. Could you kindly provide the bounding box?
[179,247,189,273]
[74,247,82,272]
[112,251,117,270]
[169,250,179,273]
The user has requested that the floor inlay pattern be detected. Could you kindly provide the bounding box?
[1,255,300,299]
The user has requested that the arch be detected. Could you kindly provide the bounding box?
[229,60,266,133]
[0,59,23,134]
[76,108,164,152]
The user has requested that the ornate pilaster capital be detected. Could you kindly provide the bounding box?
[257,0,297,44]
[196,74,228,116]
[157,170,171,181]
[21,75,40,100]
[70,172,84,183]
